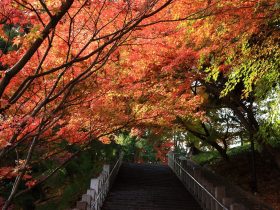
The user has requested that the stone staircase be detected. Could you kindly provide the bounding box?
[101,163,202,210]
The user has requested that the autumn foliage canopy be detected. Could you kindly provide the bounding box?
[0,0,279,208]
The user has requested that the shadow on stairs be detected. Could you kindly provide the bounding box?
[101,163,202,210]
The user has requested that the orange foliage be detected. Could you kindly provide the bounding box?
[0,167,16,180]
[0,0,278,204]
[99,136,111,144]
[0,0,276,149]
[154,140,174,164]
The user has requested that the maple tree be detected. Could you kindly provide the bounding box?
[0,0,212,207]
[0,0,279,208]
[103,0,280,180]
[0,0,177,208]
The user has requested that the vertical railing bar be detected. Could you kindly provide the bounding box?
[168,153,228,210]
[91,152,123,210]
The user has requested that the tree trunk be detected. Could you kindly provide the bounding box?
[207,140,229,161]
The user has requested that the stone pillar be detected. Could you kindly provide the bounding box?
[82,194,92,210]
[76,201,87,210]
[90,178,100,210]
[103,164,110,171]
[102,165,109,187]
[91,178,99,190]
[87,189,96,200]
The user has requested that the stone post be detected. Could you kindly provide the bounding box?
[82,194,92,210]
[90,178,100,209]
[90,178,100,192]
[76,201,87,210]
[87,189,96,200]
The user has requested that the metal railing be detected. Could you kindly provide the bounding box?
[168,151,249,210]
[91,153,123,210]
[168,152,227,210]
[73,152,123,210]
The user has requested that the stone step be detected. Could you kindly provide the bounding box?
[101,163,201,210]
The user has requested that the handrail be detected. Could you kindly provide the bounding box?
[72,152,124,210]
[172,157,228,210]
[168,151,275,210]
[90,152,123,209]
[168,152,231,210]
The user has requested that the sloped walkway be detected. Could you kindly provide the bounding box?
[102,163,202,210]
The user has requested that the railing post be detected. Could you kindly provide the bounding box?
[170,152,172,168]
[210,185,217,210]
[167,151,257,210]
[90,178,100,194]
[103,164,110,187]
[74,153,123,210]
[81,194,91,210]
[90,178,99,192]
[90,178,99,210]
[102,165,110,202]
[222,197,233,208]
[185,160,192,191]
[86,189,95,209]
[174,154,178,175]
[171,152,175,171]
[200,176,206,209]
[230,203,246,210]
[204,182,214,210]
[181,160,187,188]
[76,201,87,210]
[100,175,105,205]
[215,186,225,210]
[193,168,201,201]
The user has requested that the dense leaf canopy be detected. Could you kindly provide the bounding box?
[0,0,279,208]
